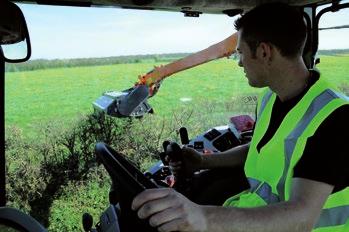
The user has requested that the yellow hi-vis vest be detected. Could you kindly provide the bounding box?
[224,78,349,231]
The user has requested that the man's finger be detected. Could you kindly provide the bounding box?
[132,188,171,211]
[148,207,182,227]
[157,218,187,232]
[137,193,178,219]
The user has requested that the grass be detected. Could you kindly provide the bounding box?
[5,59,258,138]
[316,55,349,87]
[5,55,349,139]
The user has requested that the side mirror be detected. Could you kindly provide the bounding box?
[0,1,31,63]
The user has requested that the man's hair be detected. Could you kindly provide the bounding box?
[234,2,306,58]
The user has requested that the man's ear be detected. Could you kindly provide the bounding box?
[257,42,272,63]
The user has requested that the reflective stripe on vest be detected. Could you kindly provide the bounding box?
[248,177,279,204]
[257,90,273,119]
[277,89,341,201]
[314,205,349,228]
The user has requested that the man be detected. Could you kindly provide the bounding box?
[132,3,349,232]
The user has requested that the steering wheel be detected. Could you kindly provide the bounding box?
[95,142,158,232]
[0,207,47,232]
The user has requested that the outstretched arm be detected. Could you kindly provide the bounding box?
[200,142,249,169]
[202,178,333,232]
[169,143,249,176]
[137,32,238,95]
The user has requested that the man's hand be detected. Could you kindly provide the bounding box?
[169,146,203,177]
[132,188,207,232]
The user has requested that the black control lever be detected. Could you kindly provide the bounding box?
[166,142,193,194]
[162,140,171,151]
[159,140,171,165]
[179,127,189,145]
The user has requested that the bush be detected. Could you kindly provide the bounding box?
[6,126,46,213]
[5,99,256,231]
[5,109,189,230]
[48,171,110,232]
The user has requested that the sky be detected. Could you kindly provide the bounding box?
[18,2,349,60]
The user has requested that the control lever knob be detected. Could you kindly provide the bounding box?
[160,140,171,165]
[166,142,191,193]
[179,127,189,145]
[162,140,170,151]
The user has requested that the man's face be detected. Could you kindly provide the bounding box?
[236,31,268,88]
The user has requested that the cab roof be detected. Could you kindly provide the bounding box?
[14,0,334,15]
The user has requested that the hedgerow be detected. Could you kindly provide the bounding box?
[5,98,255,230]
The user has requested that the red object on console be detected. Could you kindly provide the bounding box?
[229,115,255,132]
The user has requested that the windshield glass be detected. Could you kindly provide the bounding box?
[4,3,349,231]
[317,4,349,96]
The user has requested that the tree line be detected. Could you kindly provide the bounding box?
[5,49,349,72]
[5,53,191,72]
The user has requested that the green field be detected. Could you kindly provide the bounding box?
[5,55,349,138]
[5,59,255,138]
